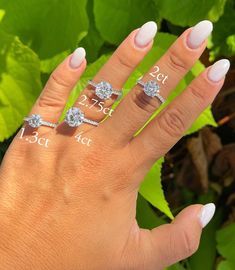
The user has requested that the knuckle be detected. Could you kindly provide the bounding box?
[158,108,186,138]
[130,90,158,115]
[115,50,135,70]
[38,88,65,108]
[180,228,199,257]
[167,48,189,73]
[50,72,71,88]
[38,73,71,108]
[188,83,209,106]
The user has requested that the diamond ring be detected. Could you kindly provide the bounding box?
[137,78,165,104]
[24,114,58,128]
[65,107,99,127]
[88,80,122,100]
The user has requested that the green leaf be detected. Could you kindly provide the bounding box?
[0,9,4,21]
[187,106,217,135]
[0,30,41,142]
[217,260,235,270]
[139,158,174,219]
[40,50,70,74]
[154,0,226,27]
[136,193,166,229]
[0,0,89,59]
[93,0,158,45]
[216,223,235,263]
[80,0,104,63]
[208,0,235,60]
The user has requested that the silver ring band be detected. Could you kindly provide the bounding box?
[88,80,122,100]
[137,78,165,104]
[83,118,99,126]
[65,107,99,127]
[24,115,58,128]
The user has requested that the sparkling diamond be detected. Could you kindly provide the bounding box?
[65,107,85,127]
[95,81,113,100]
[28,114,42,128]
[143,81,160,97]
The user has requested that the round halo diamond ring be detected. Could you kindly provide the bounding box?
[65,107,99,127]
[137,78,165,104]
[24,114,58,128]
[88,80,122,100]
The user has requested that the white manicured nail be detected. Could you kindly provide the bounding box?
[199,203,216,228]
[70,47,86,69]
[208,59,230,82]
[135,21,157,48]
[188,20,213,49]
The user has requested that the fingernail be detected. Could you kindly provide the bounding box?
[208,59,230,82]
[199,203,216,228]
[134,21,157,48]
[187,20,213,49]
[70,47,86,69]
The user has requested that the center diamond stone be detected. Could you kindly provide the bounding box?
[65,107,85,127]
[28,114,42,128]
[95,81,113,100]
[143,80,160,97]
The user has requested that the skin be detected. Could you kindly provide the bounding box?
[0,26,225,270]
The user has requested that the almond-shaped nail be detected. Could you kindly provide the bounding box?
[70,47,86,69]
[134,21,157,48]
[199,203,216,228]
[208,59,230,82]
[187,20,213,49]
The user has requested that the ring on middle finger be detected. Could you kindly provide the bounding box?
[88,80,123,100]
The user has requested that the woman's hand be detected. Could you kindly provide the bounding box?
[0,20,229,270]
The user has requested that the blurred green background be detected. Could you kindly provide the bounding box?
[0,0,235,269]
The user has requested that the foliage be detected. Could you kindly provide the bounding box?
[153,0,227,26]
[0,0,234,269]
[208,0,235,60]
[94,0,158,45]
[216,223,235,269]
[0,30,41,142]
[0,0,89,59]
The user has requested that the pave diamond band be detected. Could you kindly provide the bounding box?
[137,78,165,104]
[88,80,122,100]
[65,107,99,127]
[24,114,58,128]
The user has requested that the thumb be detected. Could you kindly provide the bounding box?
[137,203,216,269]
